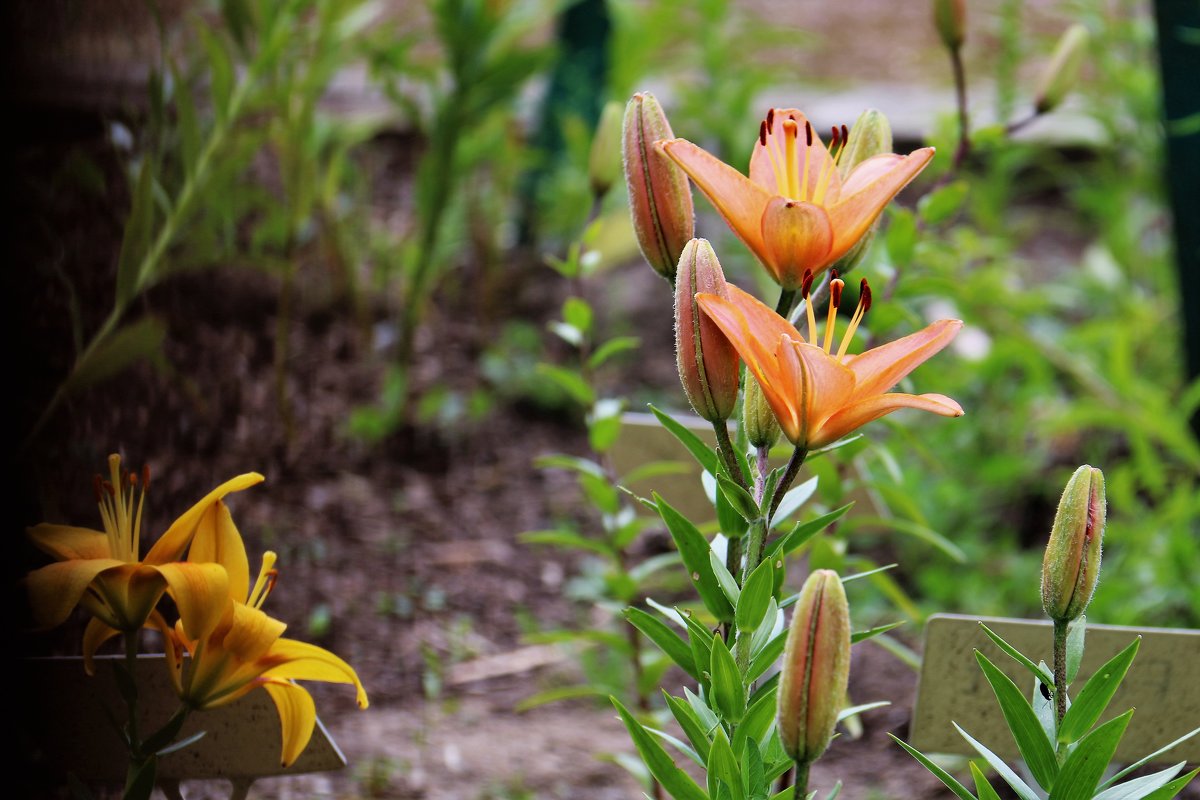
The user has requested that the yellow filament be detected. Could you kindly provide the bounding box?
[822,281,843,353]
[805,294,819,344]
[783,120,801,199]
[812,151,836,206]
[133,480,146,561]
[248,551,279,608]
[763,127,789,197]
[836,296,868,360]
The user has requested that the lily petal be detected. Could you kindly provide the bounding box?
[146,472,264,565]
[262,638,370,709]
[660,138,773,265]
[157,562,231,644]
[87,564,168,630]
[791,341,857,433]
[826,148,935,258]
[263,680,318,767]
[749,109,842,202]
[27,525,112,561]
[843,319,962,397]
[188,499,250,603]
[25,558,128,629]
[760,199,834,288]
[82,617,122,675]
[221,602,288,664]
[813,391,965,449]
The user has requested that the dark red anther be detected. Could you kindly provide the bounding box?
[142,465,151,489]
[805,121,813,147]
[830,126,840,150]
[859,279,872,313]
[759,120,768,146]
[841,124,848,144]
[830,278,844,309]
[767,108,775,129]
[801,269,814,299]
[102,480,116,498]
[93,475,104,504]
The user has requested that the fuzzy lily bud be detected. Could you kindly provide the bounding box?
[778,569,851,766]
[589,100,623,198]
[1041,465,1106,622]
[675,239,739,422]
[623,92,695,282]
[829,108,894,274]
[1034,24,1089,114]
[744,375,781,448]
[933,0,966,51]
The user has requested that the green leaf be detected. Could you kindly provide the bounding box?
[590,414,623,453]
[888,734,978,800]
[970,762,1003,800]
[680,610,716,692]
[851,621,905,644]
[836,701,889,723]
[709,550,742,606]
[978,623,1056,689]
[612,698,710,800]
[65,318,167,395]
[769,476,818,527]
[534,453,605,477]
[115,159,156,307]
[664,691,713,763]
[736,558,775,633]
[918,179,969,225]
[716,475,751,539]
[588,336,641,369]
[649,725,706,768]
[621,459,691,486]
[1098,725,1200,789]
[954,724,1041,800]
[123,756,158,800]
[973,650,1058,790]
[537,364,595,406]
[655,493,734,620]
[154,729,207,757]
[1049,710,1134,800]
[515,685,608,711]
[848,515,966,562]
[763,504,854,560]
[197,24,234,119]
[548,321,583,347]
[747,630,787,684]
[1138,768,1199,800]
[1065,616,1086,685]
[732,682,777,756]
[839,563,898,583]
[625,607,699,680]
[1094,763,1187,800]
[1058,637,1140,745]
[649,404,720,474]
[707,729,745,800]
[709,636,746,724]
[519,529,615,558]
[563,296,593,335]
[718,474,760,522]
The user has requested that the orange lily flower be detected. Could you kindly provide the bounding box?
[660,108,934,288]
[159,503,368,767]
[25,455,263,656]
[696,276,964,449]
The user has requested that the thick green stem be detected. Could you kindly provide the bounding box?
[1053,618,1069,727]
[793,760,811,797]
[712,421,745,488]
[775,288,797,317]
[768,446,809,524]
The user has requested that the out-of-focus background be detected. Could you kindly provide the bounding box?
[8,0,1198,797]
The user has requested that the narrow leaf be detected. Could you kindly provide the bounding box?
[709,636,746,723]
[1099,725,1200,789]
[65,318,167,395]
[1065,616,1086,685]
[1058,637,1140,745]
[763,504,854,560]
[626,607,699,680]
[1093,763,1185,800]
[970,763,1003,800]
[709,550,742,606]
[665,691,713,763]
[612,698,710,800]
[718,474,760,522]
[954,723,1041,800]
[656,493,734,621]
[115,157,156,307]
[974,650,1058,790]
[736,558,775,633]
[888,734,978,800]
[978,623,1055,689]
[769,476,818,527]
[1050,710,1134,800]
[851,621,905,644]
[649,404,720,474]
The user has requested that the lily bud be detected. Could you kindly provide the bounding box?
[1034,24,1089,114]
[1041,465,1106,622]
[623,92,695,282]
[744,375,780,448]
[675,239,739,422]
[933,0,966,51]
[778,569,851,766]
[829,109,892,274]
[589,100,623,198]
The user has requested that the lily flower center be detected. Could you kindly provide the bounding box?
[758,110,849,206]
[247,551,279,608]
[94,454,149,563]
[801,270,872,362]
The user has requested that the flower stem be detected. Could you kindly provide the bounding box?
[793,760,811,797]
[712,421,745,488]
[1053,618,1069,726]
[768,446,809,524]
[776,288,797,317]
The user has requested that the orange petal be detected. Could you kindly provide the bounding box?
[221,603,287,664]
[826,148,934,260]
[25,558,126,629]
[82,617,122,675]
[263,680,318,767]
[145,472,264,565]
[843,319,962,398]
[157,562,232,643]
[188,499,249,602]
[749,109,842,202]
[88,564,169,630]
[789,341,857,436]
[760,198,834,287]
[811,391,964,449]
[27,525,112,561]
[660,139,773,265]
[263,638,370,709]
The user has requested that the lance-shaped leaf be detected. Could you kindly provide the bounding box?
[1058,637,1139,745]
[973,650,1058,790]
[1049,709,1133,800]
[613,698,709,800]
[655,493,734,621]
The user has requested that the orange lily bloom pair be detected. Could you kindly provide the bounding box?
[26,455,263,657]
[661,108,934,288]
[696,277,964,450]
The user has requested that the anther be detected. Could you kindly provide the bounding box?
[801,269,814,299]
[767,108,775,129]
[759,120,767,146]
[93,475,104,504]
[805,121,813,147]
[841,124,848,144]
[859,279,872,313]
[142,465,151,489]
[829,277,844,309]
[830,126,840,151]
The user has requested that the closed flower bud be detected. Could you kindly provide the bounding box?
[778,569,851,766]
[829,109,892,274]
[623,92,695,282]
[1041,465,1105,622]
[744,375,781,448]
[675,239,739,422]
[589,100,623,198]
[1034,24,1089,114]
[933,0,966,51]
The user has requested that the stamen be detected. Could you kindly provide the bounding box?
[759,120,767,147]
[836,279,872,360]
[802,270,818,343]
[93,475,104,504]
[766,108,775,130]
[783,119,801,199]
[248,551,280,608]
[824,276,844,353]
[812,127,839,205]
[804,121,812,146]
[132,464,147,559]
[763,120,789,196]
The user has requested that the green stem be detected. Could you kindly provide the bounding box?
[775,287,797,317]
[123,630,142,753]
[794,760,811,797]
[1053,618,1069,727]
[768,446,809,524]
[712,421,745,488]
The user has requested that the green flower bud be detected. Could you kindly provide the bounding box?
[778,569,851,766]
[675,239,740,422]
[1034,24,1089,114]
[743,375,780,449]
[623,92,695,282]
[933,0,966,52]
[588,100,623,199]
[837,109,894,178]
[1041,465,1105,622]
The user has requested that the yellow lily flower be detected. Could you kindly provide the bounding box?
[696,275,964,449]
[661,108,934,289]
[158,503,368,767]
[25,455,263,656]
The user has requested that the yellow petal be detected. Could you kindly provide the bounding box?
[843,319,962,398]
[187,499,249,602]
[263,679,317,767]
[25,558,126,629]
[221,603,287,664]
[88,564,168,630]
[27,525,112,561]
[82,617,122,675]
[660,138,774,266]
[759,198,834,287]
[811,391,965,449]
[262,637,369,709]
[157,562,232,643]
[145,472,264,565]
[826,148,934,259]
